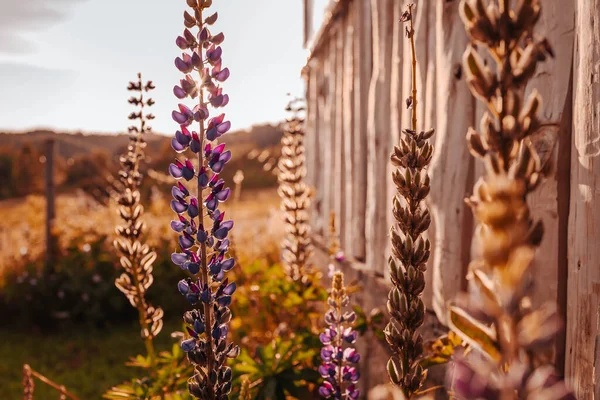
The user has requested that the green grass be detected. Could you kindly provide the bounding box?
[0,318,184,399]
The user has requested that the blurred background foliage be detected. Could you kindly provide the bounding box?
[0,124,385,399]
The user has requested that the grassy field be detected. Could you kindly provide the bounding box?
[0,188,283,397]
[0,318,184,399]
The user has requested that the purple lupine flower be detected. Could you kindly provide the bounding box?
[169,1,239,398]
[319,272,360,399]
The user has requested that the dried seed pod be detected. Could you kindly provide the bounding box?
[448,1,574,398]
[277,97,313,282]
[384,4,435,398]
[114,73,163,364]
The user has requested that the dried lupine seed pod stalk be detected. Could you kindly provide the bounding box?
[383,4,435,398]
[114,73,163,365]
[169,1,239,398]
[23,364,34,400]
[318,272,360,399]
[446,1,574,398]
[278,97,313,282]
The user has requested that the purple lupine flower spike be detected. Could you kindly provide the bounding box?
[169,1,238,399]
[319,272,360,399]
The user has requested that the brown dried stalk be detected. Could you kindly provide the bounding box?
[22,364,79,400]
[384,4,435,398]
[447,1,573,398]
[278,97,313,282]
[328,211,341,261]
[114,73,163,366]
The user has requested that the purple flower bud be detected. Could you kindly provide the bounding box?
[179,233,195,250]
[172,104,194,125]
[206,46,222,63]
[342,366,360,383]
[221,258,235,271]
[178,182,190,196]
[321,345,334,362]
[191,51,202,69]
[212,143,226,154]
[173,85,186,99]
[215,188,230,202]
[169,161,184,178]
[185,261,200,275]
[200,286,211,303]
[223,282,236,295]
[175,54,193,73]
[205,12,218,25]
[318,381,334,397]
[198,169,209,188]
[198,27,209,42]
[172,138,187,152]
[171,199,188,214]
[343,347,360,363]
[171,220,187,232]
[206,195,218,212]
[171,252,189,266]
[182,159,195,181]
[178,279,190,294]
[217,296,231,307]
[346,384,360,399]
[183,28,195,44]
[181,338,197,352]
[193,319,205,335]
[211,32,224,45]
[217,120,231,134]
[190,138,201,153]
[188,198,199,218]
[175,127,192,146]
[343,311,356,324]
[214,67,230,82]
[220,150,232,163]
[343,327,357,344]
[176,36,189,50]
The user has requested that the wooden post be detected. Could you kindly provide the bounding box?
[320,42,334,238]
[387,0,404,280]
[343,4,355,253]
[525,1,574,369]
[44,139,56,268]
[566,0,600,397]
[334,17,346,248]
[366,0,394,276]
[352,0,371,261]
[429,0,475,324]
[306,64,322,234]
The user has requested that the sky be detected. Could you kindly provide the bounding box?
[0,0,316,135]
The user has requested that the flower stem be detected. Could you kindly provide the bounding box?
[409,4,417,131]
[195,7,216,397]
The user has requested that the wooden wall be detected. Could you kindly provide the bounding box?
[302,0,599,397]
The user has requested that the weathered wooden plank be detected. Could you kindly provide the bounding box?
[320,41,333,238]
[352,0,371,262]
[306,63,322,234]
[566,0,600,397]
[525,1,574,369]
[366,0,394,275]
[422,0,437,310]
[429,0,475,324]
[334,16,346,248]
[343,5,355,253]
[386,0,404,280]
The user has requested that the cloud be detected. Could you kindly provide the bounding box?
[0,62,78,130]
[0,0,87,54]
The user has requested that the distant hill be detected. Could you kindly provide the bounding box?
[0,122,284,160]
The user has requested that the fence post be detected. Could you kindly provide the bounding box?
[44,139,56,268]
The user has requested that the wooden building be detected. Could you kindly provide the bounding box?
[301,0,599,397]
